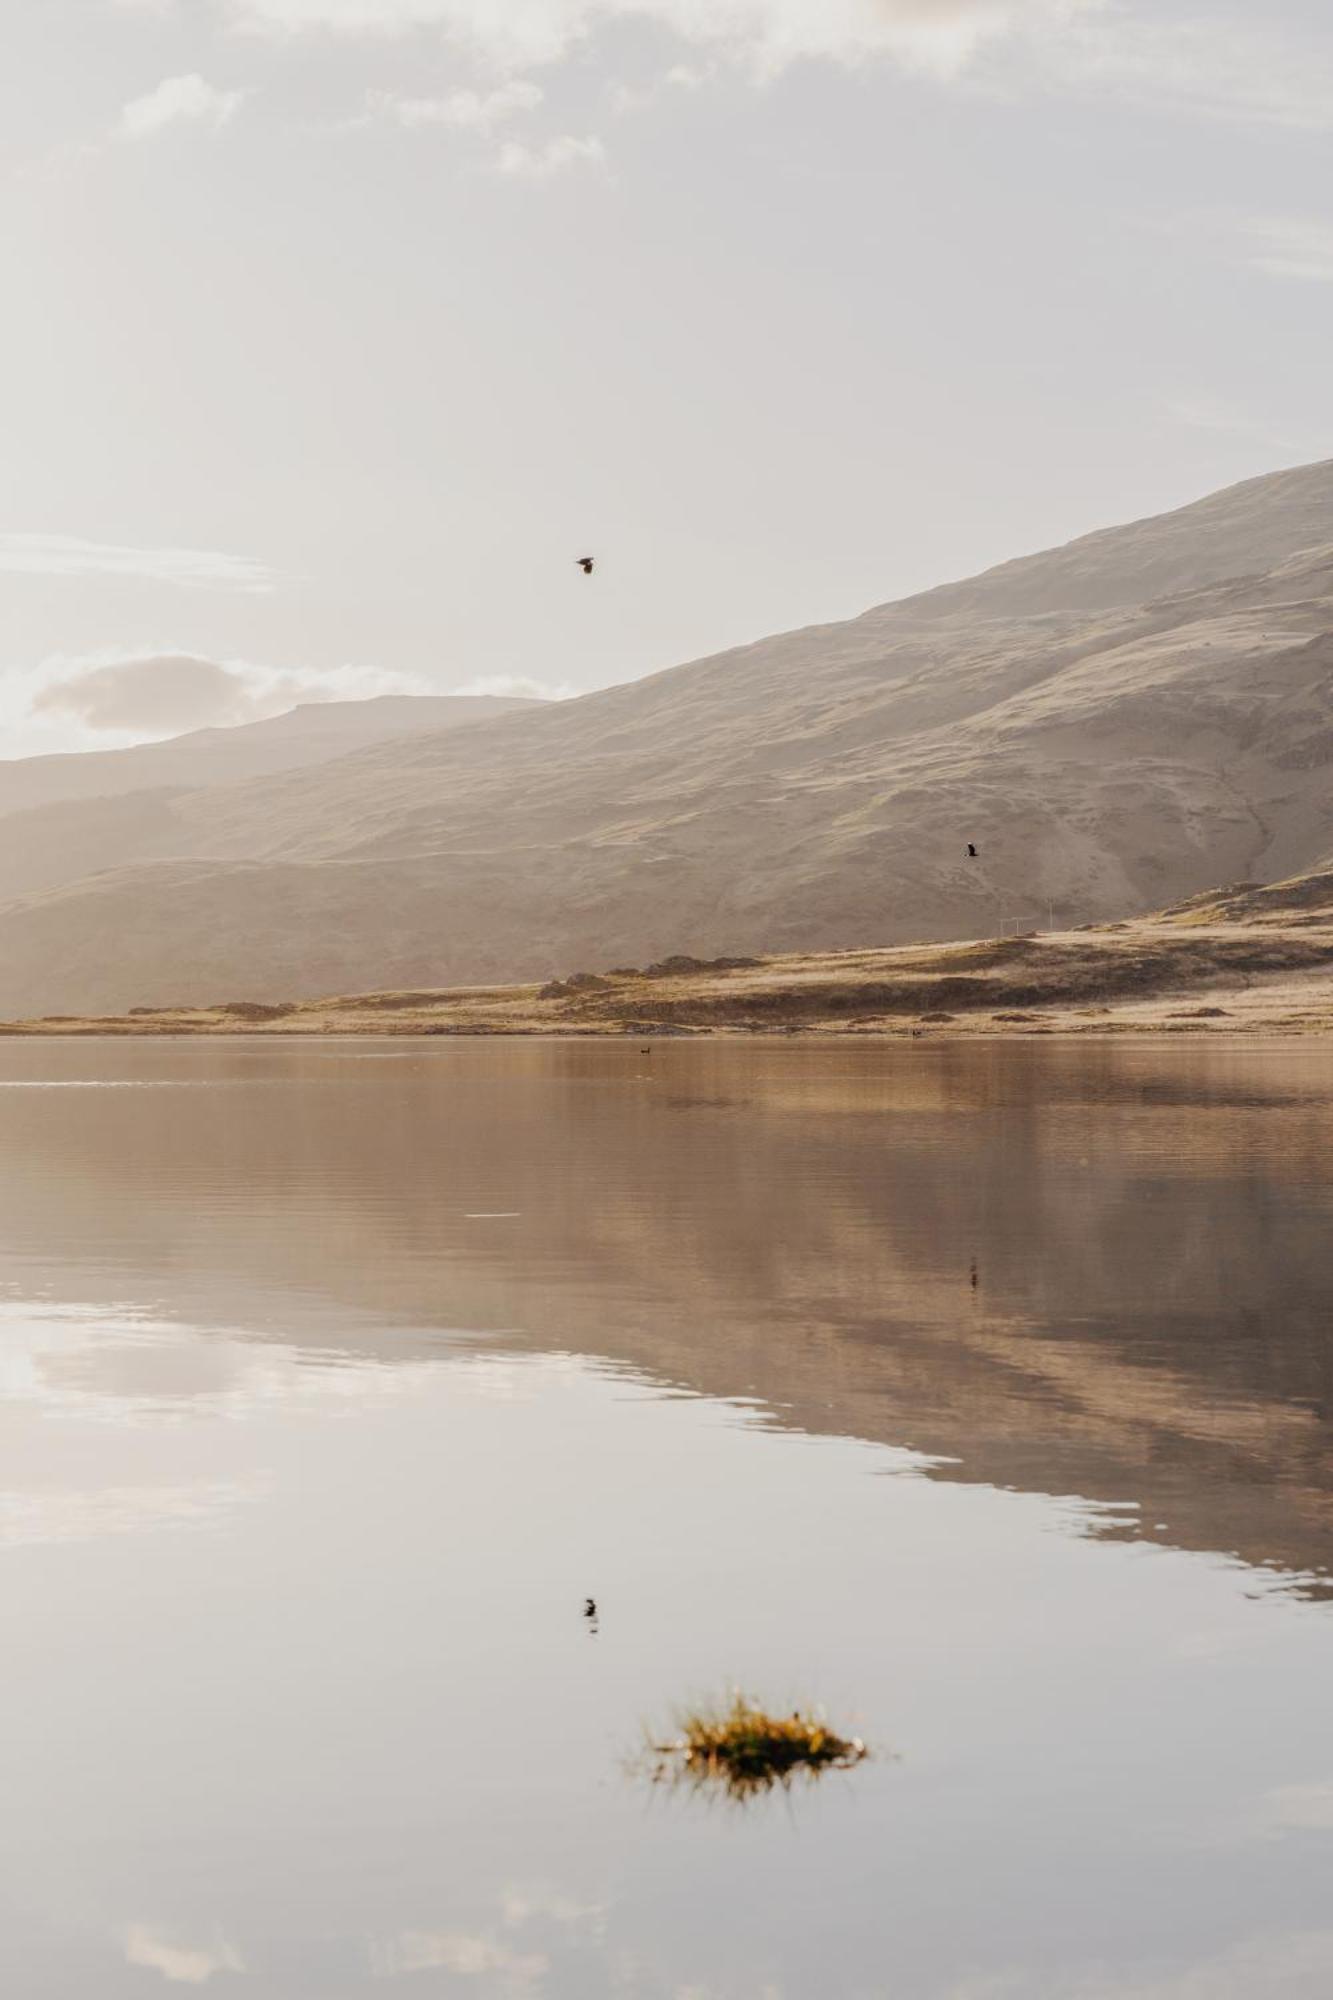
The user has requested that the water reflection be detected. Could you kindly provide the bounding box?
[0,1040,1331,1997]
[122,1925,244,1986]
[0,1037,1330,1590]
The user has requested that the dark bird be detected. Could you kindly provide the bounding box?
[966,842,978,858]
[576,556,595,575]
[583,1597,597,1618]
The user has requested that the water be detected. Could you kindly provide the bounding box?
[1,1036,1331,1998]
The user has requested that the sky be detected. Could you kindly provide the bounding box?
[2,0,1333,755]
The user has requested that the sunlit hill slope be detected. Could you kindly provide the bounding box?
[1,460,1332,1015]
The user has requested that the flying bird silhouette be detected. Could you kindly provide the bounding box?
[576,556,595,575]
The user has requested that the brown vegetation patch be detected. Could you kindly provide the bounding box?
[645,1693,868,1801]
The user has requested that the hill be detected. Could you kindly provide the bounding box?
[0,460,1331,1015]
[0,692,535,820]
[11,867,1333,1038]
[0,693,537,908]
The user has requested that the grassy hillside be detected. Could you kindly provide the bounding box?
[0,461,1330,1014]
[10,868,1333,1036]
[0,692,535,821]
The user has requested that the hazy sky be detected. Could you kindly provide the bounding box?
[3,0,1333,754]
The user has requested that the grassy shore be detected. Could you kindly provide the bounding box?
[7,876,1333,1038]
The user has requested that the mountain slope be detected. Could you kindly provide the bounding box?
[899,457,1333,620]
[0,693,539,905]
[0,461,1331,1015]
[0,692,535,819]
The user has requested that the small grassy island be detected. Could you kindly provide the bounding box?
[647,1693,869,1801]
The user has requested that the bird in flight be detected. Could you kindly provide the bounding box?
[576,555,595,576]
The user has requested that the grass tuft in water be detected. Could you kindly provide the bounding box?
[647,1691,868,1800]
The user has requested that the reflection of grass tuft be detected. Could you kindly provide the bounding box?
[647,1692,868,1801]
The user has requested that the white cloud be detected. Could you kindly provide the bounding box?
[221,0,1095,77]
[370,79,544,129]
[950,1931,1333,2000]
[1258,1779,1333,1835]
[16,651,432,747]
[608,61,707,114]
[496,132,605,176]
[1235,215,1333,283]
[1,1484,254,1549]
[1163,396,1301,456]
[33,655,261,734]
[497,1885,604,1930]
[216,4,1333,131]
[1078,1931,1333,1998]
[0,533,277,592]
[368,1882,602,1986]
[1154,208,1333,296]
[1046,16,1333,131]
[368,1929,547,1982]
[117,73,247,140]
[449,672,572,699]
[122,1924,244,1986]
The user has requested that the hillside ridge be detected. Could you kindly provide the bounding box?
[0,459,1329,1015]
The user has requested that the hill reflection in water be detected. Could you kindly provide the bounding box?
[0,1035,1329,1595]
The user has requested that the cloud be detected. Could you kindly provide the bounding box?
[607,61,707,114]
[1234,215,1333,283]
[221,0,1094,77]
[215,4,1333,130]
[496,132,605,176]
[497,1886,604,1930]
[1258,1779,1333,1835]
[26,652,431,741]
[1045,16,1333,131]
[0,533,277,592]
[370,79,544,129]
[368,1930,548,1982]
[944,1931,1333,2000]
[35,656,267,734]
[1163,396,1302,456]
[1,1484,255,1550]
[122,1924,244,1986]
[117,73,247,139]
[1077,1931,1333,1999]
[449,672,572,699]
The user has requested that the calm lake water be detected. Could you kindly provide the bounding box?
[2,1036,1332,1998]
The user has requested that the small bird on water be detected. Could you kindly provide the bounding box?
[576,555,595,575]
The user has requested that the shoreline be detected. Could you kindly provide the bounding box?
[5,907,1333,1039]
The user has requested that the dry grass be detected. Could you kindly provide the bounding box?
[8,885,1333,1040]
[646,1692,868,1801]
